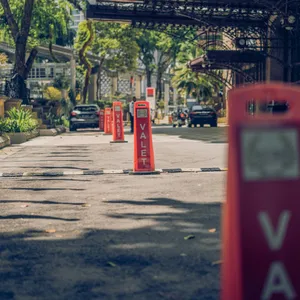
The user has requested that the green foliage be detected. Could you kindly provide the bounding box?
[74,21,94,71]
[93,23,139,73]
[61,116,70,127]
[59,98,72,116]
[135,27,198,90]
[75,22,139,74]
[68,89,76,106]
[135,30,157,70]
[53,75,70,90]
[157,100,165,110]
[172,43,221,102]
[0,108,37,133]
[97,100,113,109]
[46,98,72,128]
[74,20,94,103]
[135,30,157,86]
[0,52,8,64]
[44,86,62,101]
[0,0,74,48]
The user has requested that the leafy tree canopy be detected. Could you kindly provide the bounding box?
[92,22,139,73]
[75,21,139,73]
[0,0,75,48]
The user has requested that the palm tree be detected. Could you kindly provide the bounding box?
[172,43,220,104]
[173,65,214,102]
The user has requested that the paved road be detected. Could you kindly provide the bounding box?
[152,125,228,143]
[0,127,227,300]
[0,127,227,174]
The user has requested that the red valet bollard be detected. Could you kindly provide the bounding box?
[222,82,300,300]
[130,101,159,175]
[110,102,127,143]
[99,109,104,131]
[104,107,112,135]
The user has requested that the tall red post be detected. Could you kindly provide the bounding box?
[222,83,300,300]
[104,107,112,135]
[99,109,104,131]
[111,108,114,135]
[110,102,127,143]
[131,101,158,175]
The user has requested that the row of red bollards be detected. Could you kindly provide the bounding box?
[103,83,300,298]
[98,101,156,174]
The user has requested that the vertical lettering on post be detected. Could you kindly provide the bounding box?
[258,210,296,299]
[138,123,148,167]
[135,106,153,171]
[105,108,112,134]
[262,262,296,300]
[112,103,124,141]
[258,211,291,250]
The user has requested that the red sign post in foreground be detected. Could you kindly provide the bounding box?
[104,107,112,135]
[131,101,158,174]
[111,108,114,134]
[99,109,104,131]
[222,83,300,300]
[110,102,127,143]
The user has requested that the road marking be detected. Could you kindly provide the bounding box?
[181,168,201,172]
[103,169,124,174]
[63,171,84,176]
[0,167,227,178]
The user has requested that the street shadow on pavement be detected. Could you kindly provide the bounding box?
[0,198,221,300]
[0,200,86,206]
[15,178,92,182]
[152,127,228,143]
[0,214,79,221]
[4,187,86,192]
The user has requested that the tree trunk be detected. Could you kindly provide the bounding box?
[78,20,94,104]
[96,59,105,100]
[146,68,152,87]
[24,48,38,79]
[196,88,201,103]
[97,66,102,100]
[82,68,91,104]
[1,0,36,104]
[156,69,163,101]
[61,89,67,99]
[14,34,27,76]
[49,25,59,63]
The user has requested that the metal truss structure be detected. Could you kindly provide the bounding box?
[87,0,300,85]
[197,69,234,88]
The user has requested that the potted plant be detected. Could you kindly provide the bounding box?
[0,108,39,144]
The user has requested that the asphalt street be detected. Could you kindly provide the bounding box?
[0,126,227,300]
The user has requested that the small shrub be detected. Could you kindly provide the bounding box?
[0,108,38,133]
[44,86,62,101]
[97,100,113,109]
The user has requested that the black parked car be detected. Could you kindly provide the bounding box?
[69,104,100,131]
[187,105,218,128]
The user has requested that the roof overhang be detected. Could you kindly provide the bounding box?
[189,50,265,70]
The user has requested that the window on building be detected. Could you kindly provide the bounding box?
[40,68,46,78]
[29,68,36,79]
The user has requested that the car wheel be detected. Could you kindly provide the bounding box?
[69,124,76,132]
[200,124,204,127]
[172,124,176,128]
